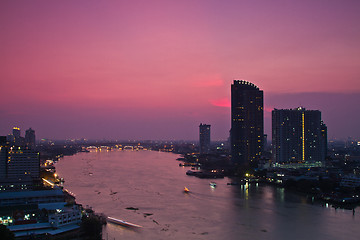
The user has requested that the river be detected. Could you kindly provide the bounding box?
[55,149,360,240]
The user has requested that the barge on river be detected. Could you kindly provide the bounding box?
[107,216,142,228]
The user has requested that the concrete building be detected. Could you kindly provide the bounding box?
[320,121,328,160]
[272,107,327,164]
[0,189,65,206]
[0,136,7,145]
[0,146,40,191]
[7,147,40,179]
[12,127,20,139]
[25,128,36,149]
[2,195,81,238]
[230,80,264,168]
[0,147,7,179]
[12,127,25,146]
[199,123,211,154]
[7,134,15,145]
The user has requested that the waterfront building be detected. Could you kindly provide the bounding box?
[45,203,82,228]
[0,146,40,191]
[272,107,327,164]
[25,128,36,149]
[0,189,65,206]
[230,80,264,168]
[7,147,40,179]
[340,174,360,188]
[199,123,211,154]
[0,191,81,238]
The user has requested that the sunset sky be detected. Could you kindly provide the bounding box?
[1,0,359,141]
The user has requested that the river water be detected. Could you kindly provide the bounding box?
[55,150,360,240]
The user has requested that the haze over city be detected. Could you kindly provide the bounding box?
[1,0,359,140]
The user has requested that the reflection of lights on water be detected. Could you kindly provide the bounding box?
[277,188,285,202]
[244,182,249,200]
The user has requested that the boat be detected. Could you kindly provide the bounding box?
[184,187,190,193]
[107,216,142,228]
[210,182,217,188]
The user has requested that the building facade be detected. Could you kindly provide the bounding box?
[199,123,211,154]
[272,107,327,163]
[6,147,40,179]
[230,80,264,168]
[12,127,21,139]
[25,128,36,149]
[0,146,40,191]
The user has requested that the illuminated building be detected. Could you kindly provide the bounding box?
[199,123,211,154]
[12,127,20,139]
[272,107,327,163]
[7,147,40,179]
[9,127,25,146]
[25,128,36,149]
[0,146,40,191]
[230,80,263,168]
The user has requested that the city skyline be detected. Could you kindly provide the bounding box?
[1,1,360,140]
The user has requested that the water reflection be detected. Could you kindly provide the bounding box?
[56,150,360,240]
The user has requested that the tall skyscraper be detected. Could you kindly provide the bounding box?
[13,127,21,146]
[199,123,211,154]
[12,127,20,139]
[230,80,264,168]
[11,127,25,146]
[320,121,328,160]
[25,128,36,149]
[272,107,327,163]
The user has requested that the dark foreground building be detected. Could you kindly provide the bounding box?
[199,123,211,154]
[230,80,264,170]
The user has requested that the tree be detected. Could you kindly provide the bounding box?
[0,224,15,240]
[80,216,103,240]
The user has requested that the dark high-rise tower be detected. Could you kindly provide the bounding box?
[25,128,36,149]
[272,107,327,163]
[12,127,20,139]
[320,121,328,160]
[230,80,264,168]
[12,127,21,146]
[199,123,211,154]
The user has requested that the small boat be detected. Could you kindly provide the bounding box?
[107,216,142,228]
[184,187,190,193]
[210,182,217,188]
[110,189,118,195]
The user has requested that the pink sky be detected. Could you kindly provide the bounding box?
[1,0,360,140]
